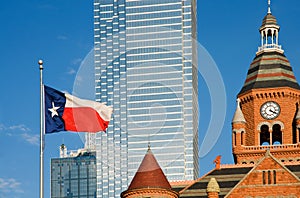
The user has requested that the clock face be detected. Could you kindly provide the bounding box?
[260,101,280,120]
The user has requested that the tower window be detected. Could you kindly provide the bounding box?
[263,170,276,185]
[233,132,236,146]
[293,103,298,144]
[260,125,270,145]
[273,170,276,184]
[272,124,282,145]
[241,131,244,145]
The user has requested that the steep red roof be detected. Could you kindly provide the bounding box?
[128,148,171,190]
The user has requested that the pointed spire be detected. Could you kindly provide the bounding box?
[206,178,220,193]
[121,147,179,198]
[127,147,171,190]
[256,0,283,55]
[268,0,271,14]
[238,1,300,95]
[232,98,246,123]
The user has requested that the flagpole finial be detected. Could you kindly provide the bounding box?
[39,58,44,198]
[38,59,43,70]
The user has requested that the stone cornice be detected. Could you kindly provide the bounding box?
[121,188,179,198]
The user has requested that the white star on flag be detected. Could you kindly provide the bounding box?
[48,102,60,118]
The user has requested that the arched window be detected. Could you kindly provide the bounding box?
[272,124,282,145]
[241,131,244,145]
[233,132,236,146]
[260,125,270,145]
[267,29,273,44]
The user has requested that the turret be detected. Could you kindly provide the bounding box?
[206,178,220,198]
[121,147,179,198]
[232,98,246,150]
[257,0,283,55]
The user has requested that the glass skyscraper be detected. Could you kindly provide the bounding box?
[50,149,97,198]
[94,0,198,197]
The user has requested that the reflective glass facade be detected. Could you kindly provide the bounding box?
[94,0,198,197]
[50,152,97,198]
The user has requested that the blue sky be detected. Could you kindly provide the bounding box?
[1,0,300,197]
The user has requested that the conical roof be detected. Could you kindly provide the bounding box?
[127,148,171,190]
[239,51,300,95]
[239,2,300,95]
[260,13,278,28]
[206,178,220,193]
[232,98,246,123]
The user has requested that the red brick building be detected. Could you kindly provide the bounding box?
[121,2,300,198]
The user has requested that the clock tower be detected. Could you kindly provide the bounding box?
[232,1,300,165]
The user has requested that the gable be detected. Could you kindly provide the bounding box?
[177,167,252,197]
[226,155,300,197]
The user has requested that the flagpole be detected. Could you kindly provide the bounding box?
[38,59,44,198]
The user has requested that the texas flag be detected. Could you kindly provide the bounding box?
[44,85,112,134]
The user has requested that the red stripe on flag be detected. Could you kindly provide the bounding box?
[62,107,109,132]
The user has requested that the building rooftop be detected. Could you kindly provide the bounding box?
[173,152,300,197]
[239,51,300,95]
[127,147,172,190]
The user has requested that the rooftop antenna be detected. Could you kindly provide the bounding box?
[268,0,271,14]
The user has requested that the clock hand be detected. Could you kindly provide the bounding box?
[269,109,276,114]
